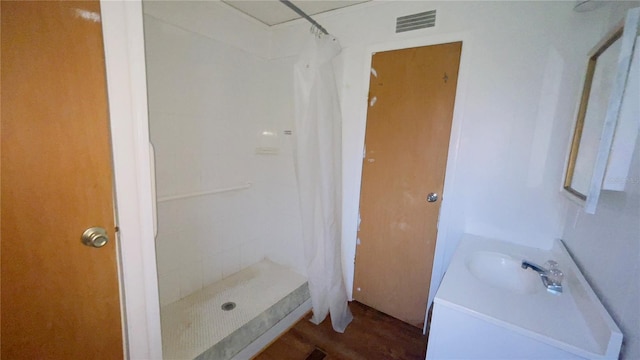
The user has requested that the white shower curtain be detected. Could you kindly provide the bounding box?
[293,34,353,333]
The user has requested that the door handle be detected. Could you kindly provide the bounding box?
[82,227,109,248]
[427,193,438,203]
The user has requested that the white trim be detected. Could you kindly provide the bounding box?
[354,31,472,334]
[100,1,163,359]
[214,0,273,31]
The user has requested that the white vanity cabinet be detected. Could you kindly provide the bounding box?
[425,234,622,360]
[427,302,586,359]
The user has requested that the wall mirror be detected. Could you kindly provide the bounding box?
[564,26,623,200]
[564,8,640,214]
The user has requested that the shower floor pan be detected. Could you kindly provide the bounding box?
[160,260,309,360]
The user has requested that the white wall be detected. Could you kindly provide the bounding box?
[143,4,305,306]
[562,3,640,359]
[143,1,270,59]
[563,138,639,360]
[255,56,306,272]
[270,1,611,301]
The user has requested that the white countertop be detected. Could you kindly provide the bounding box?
[434,234,622,359]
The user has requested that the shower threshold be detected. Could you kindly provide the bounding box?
[160,260,310,360]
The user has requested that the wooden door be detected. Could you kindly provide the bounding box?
[1,1,124,358]
[353,43,462,328]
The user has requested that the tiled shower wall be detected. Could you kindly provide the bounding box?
[143,11,305,306]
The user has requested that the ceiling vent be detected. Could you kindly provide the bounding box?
[395,10,436,33]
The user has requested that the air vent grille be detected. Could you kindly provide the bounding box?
[395,10,436,33]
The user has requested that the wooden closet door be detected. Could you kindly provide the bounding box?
[2,1,124,358]
[353,42,462,328]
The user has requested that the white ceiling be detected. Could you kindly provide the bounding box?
[222,1,370,26]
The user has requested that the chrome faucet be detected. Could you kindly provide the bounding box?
[521,260,563,294]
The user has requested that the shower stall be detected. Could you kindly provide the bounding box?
[142,2,315,358]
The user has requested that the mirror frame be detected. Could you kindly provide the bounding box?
[564,25,623,201]
[564,8,640,214]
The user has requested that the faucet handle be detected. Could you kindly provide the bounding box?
[545,260,560,269]
[545,260,564,286]
[547,269,564,285]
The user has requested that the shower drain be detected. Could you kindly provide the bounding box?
[221,302,236,311]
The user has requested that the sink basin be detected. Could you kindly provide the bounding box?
[432,235,623,359]
[466,251,541,294]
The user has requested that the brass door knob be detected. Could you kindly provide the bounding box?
[81,227,109,248]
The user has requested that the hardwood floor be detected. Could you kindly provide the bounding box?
[253,302,428,360]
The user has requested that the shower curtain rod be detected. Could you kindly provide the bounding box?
[279,0,329,35]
